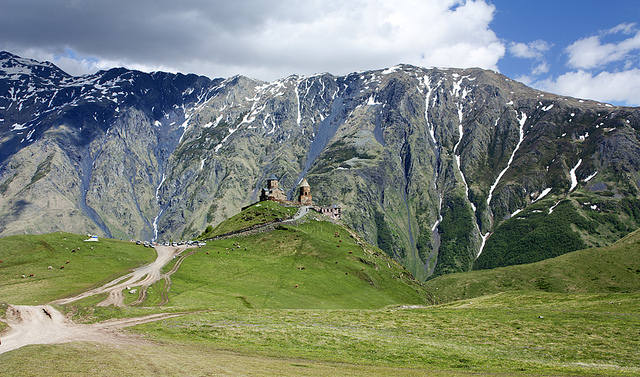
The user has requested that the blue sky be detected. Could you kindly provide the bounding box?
[1,0,639,106]
[490,0,640,105]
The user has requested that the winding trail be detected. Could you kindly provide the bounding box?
[1,213,316,355]
[54,245,189,307]
[0,245,196,354]
[137,248,198,307]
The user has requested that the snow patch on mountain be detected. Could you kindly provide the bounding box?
[367,94,381,106]
[533,187,553,203]
[569,159,583,191]
[11,123,28,131]
[583,171,598,182]
[486,111,527,207]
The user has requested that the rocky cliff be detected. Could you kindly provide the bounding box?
[2,51,640,280]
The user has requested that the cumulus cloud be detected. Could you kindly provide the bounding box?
[531,61,550,75]
[507,40,552,79]
[566,23,640,69]
[536,69,640,107]
[0,0,505,80]
[509,40,551,60]
[533,22,640,106]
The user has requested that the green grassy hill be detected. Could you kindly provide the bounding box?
[198,201,298,238]
[3,204,640,376]
[425,227,640,303]
[0,232,156,305]
[152,211,428,309]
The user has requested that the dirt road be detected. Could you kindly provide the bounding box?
[0,245,194,354]
[54,245,188,307]
[0,305,184,355]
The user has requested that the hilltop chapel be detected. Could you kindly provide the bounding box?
[260,175,312,205]
[259,175,287,202]
[259,175,340,220]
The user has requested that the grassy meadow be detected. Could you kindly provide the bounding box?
[131,292,640,376]
[2,292,638,376]
[1,203,640,376]
[0,232,156,304]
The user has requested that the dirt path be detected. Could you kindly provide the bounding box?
[204,205,314,242]
[133,248,198,307]
[54,245,189,307]
[0,305,185,355]
[0,245,198,355]
[287,205,311,221]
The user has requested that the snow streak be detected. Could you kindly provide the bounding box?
[569,159,582,191]
[453,86,474,212]
[422,76,436,145]
[480,111,527,257]
[432,194,443,231]
[478,233,490,258]
[152,173,166,242]
[486,111,527,207]
[533,187,553,203]
[452,75,489,256]
[295,81,302,127]
[582,171,598,183]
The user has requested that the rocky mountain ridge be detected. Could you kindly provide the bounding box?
[2,51,640,280]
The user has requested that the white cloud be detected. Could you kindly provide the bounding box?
[603,23,637,36]
[531,61,550,75]
[0,0,505,80]
[509,40,551,60]
[566,24,640,69]
[536,69,640,106]
[544,22,640,106]
[514,74,534,86]
[507,40,552,79]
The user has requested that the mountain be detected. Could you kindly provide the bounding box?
[2,51,640,281]
[0,51,218,240]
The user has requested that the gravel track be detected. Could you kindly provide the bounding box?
[1,245,194,354]
[53,245,188,307]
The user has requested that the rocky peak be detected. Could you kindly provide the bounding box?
[1,52,640,281]
[0,51,70,83]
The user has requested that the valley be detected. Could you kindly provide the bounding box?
[1,52,640,376]
[1,203,639,376]
[3,52,640,281]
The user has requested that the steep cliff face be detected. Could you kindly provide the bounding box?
[2,52,640,280]
[0,51,218,240]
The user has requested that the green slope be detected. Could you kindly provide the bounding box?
[156,212,428,309]
[426,227,640,303]
[198,200,299,238]
[0,232,157,305]
[475,195,640,271]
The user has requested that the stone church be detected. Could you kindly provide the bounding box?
[259,175,287,202]
[259,175,340,220]
[297,178,312,205]
[260,176,312,205]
